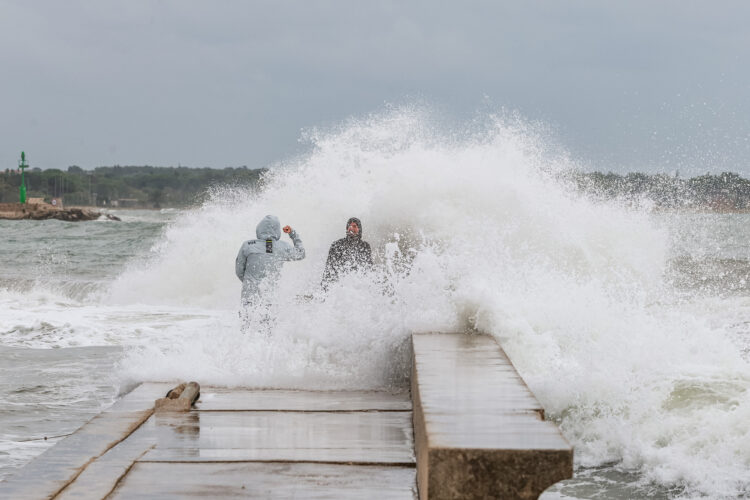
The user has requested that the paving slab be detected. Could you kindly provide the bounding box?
[109,462,417,499]
[142,410,415,464]
[55,421,157,500]
[412,333,573,500]
[196,388,411,411]
[3,385,416,498]
[413,335,544,418]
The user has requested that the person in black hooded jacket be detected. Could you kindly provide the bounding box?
[322,217,374,290]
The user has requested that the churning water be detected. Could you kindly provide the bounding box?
[1,108,750,498]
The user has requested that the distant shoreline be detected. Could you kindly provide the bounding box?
[1,165,264,209]
[0,202,112,221]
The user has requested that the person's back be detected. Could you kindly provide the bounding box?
[322,217,373,289]
[236,215,305,304]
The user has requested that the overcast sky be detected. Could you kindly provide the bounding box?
[1,1,749,175]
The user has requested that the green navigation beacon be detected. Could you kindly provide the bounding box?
[18,151,28,204]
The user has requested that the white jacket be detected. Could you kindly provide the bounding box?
[235,215,305,303]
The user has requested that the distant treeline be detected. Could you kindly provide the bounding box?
[0,165,265,208]
[564,171,750,211]
[2,165,750,211]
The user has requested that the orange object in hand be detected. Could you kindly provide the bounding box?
[283,225,292,234]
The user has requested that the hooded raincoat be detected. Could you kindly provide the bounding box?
[235,215,305,304]
[321,217,373,288]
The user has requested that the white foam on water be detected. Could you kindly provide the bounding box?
[7,106,749,496]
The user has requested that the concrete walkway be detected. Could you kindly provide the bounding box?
[0,384,416,499]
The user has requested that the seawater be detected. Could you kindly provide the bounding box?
[1,109,750,498]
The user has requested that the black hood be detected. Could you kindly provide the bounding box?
[346,217,362,239]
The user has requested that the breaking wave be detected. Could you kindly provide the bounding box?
[68,106,750,496]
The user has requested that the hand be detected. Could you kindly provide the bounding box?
[283,225,292,234]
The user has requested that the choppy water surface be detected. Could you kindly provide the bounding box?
[2,110,750,498]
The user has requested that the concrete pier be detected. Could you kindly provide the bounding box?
[0,384,416,499]
[0,333,572,499]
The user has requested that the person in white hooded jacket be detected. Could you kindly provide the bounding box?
[235,215,305,306]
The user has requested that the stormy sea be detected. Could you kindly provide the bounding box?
[2,108,750,498]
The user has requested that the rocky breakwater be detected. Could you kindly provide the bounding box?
[0,203,120,222]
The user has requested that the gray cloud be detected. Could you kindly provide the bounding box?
[1,1,749,174]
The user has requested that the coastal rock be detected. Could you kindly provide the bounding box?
[0,203,118,222]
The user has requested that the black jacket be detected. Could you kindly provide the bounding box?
[322,217,373,287]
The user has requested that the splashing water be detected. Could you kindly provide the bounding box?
[3,107,750,496]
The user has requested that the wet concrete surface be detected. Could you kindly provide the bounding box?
[196,388,411,412]
[143,410,414,464]
[1,383,416,499]
[109,462,417,499]
[56,422,157,500]
[2,335,574,499]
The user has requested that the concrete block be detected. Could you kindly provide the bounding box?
[411,333,572,500]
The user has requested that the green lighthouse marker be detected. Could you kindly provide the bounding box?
[18,151,28,204]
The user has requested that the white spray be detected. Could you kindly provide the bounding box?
[104,106,750,496]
